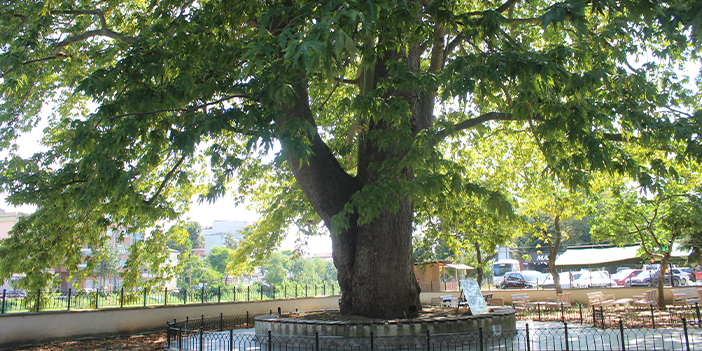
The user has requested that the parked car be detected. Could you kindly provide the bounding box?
[541,272,576,289]
[500,271,546,289]
[611,269,642,287]
[670,268,692,286]
[5,289,26,298]
[573,271,613,288]
[629,270,682,287]
[680,268,697,283]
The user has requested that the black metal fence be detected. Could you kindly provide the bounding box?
[515,302,702,329]
[166,313,702,351]
[0,283,339,314]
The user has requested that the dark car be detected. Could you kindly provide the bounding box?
[629,270,682,287]
[500,271,545,289]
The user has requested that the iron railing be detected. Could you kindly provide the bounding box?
[166,314,702,351]
[0,282,339,314]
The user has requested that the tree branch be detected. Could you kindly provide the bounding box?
[49,9,137,56]
[436,112,542,141]
[109,94,251,120]
[495,0,520,13]
[143,154,187,205]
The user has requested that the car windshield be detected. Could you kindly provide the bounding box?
[493,264,514,277]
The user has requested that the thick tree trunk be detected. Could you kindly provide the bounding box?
[280,82,422,318]
[333,198,421,318]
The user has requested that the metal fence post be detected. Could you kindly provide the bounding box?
[218,287,221,303]
[220,312,223,331]
[167,322,171,348]
[650,304,655,329]
[165,288,168,306]
[479,326,484,351]
[247,286,250,301]
[696,302,701,327]
[120,287,124,308]
[683,317,691,351]
[201,314,205,330]
[315,330,319,351]
[268,330,272,351]
[619,320,625,351]
[144,288,147,307]
[537,302,541,322]
[579,303,583,324]
[246,311,249,327]
[525,323,530,351]
[370,330,374,351]
[600,307,605,329]
[36,289,41,312]
[178,327,182,350]
[260,285,263,300]
[67,288,71,311]
[592,306,597,327]
[199,325,203,351]
[95,288,99,309]
[1,289,5,314]
[563,322,569,351]
[561,303,565,322]
[201,286,205,304]
[426,329,430,351]
[229,329,233,351]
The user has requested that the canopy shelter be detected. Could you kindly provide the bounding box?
[555,245,690,271]
[414,260,474,291]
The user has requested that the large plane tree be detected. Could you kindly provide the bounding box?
[0,0,700,318]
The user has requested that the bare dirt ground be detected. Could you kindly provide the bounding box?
[6,332,166,351]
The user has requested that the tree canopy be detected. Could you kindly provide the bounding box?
[0,0,700,317]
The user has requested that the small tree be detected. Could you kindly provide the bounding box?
[207,246,234,285]
[592,184,702,308]
[261,252,288,286]
[94,247,120,292]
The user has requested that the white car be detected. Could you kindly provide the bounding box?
[573,271,614,288]
[671,268,692,286]
[541,272,573,289]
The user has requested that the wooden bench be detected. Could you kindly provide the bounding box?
[511,293,531,310]
[546,292,571,308]
[672,287,701,306]
[587,291,615,307]
[487,297,504,306]
[633,290,658,307]
[440,294,455,307]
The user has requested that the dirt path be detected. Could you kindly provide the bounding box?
[7,332,166,351]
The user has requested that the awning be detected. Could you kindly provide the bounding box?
[445,263,474,270]
[556,244,691,267]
